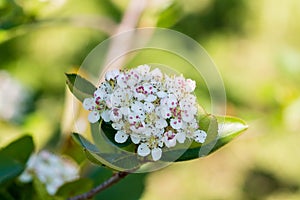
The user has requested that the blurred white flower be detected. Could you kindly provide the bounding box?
[0,71,29,121]
[83,65,207,161]
[19,151,79,195]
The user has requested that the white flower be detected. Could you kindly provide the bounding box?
[144,102,155,113]
[155,118,168,129]
[160,106,172,119]
[101,110,111,122]
[175,132,186,143]
[151,148,162,161]
[0,71,29,121]
[149,68,163,81]
[130,134,141,144]
[115,130,128,143]
[82,65,207,161]
[137,142,163,161]
[166,94,178,108]
[19,151,79,195]
[116,73,128,88]
[94,82,112,99]
[136,64,151,77]
[83,95,107,123]
[157,91,167,98]
[181,110,194,122]
[163,130,177,148]
[131,101,144,114]
[88,111,100,123]
[137,143,150,157]
[105,69,120,81]
[110,108,122,122]
[194,130,207,143]
[170,118,183,130]
[144,94,157,102]
[83,98,94,111]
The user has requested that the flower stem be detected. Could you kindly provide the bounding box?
[68,172,129,200]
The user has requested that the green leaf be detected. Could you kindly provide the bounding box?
[72,133,106,166]
[210,115,248,153]
[55,179,93,198]
[0,135,34,184]
[0,135,34,165]
[72,133,99,153]
[74,122,141,171]
[65,73,96,102]
[161,115,248,162]
[72,133,140,172]
[91,122,141,171]
[0,154,24,185]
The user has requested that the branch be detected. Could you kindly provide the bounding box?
[68,172,129,200]
[97,0,147,84]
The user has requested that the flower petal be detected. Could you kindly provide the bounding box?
[88,111,100,123]
[130,134,141,144]
[144,102,155,113]
[83,98,95,111]
[157,91,167,98]
[114,131,129,143]
[185,79,196,92]
[137,143,150,157]
[105,69,120,81]
[161,106,172,119]
[101,110,111,122]
[170,118,183,130]
[145,94,157,102]
[151,148,162,161]
[194,130,207,143]
[155,118,168,129]
[176,132,186,143]
[164,137,176,148]
[181,111,194,122]
[167,94,178,108]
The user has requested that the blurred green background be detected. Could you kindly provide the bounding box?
[1,0,300,199]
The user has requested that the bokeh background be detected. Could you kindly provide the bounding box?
[1,0,300,199]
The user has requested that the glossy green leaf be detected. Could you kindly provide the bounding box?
[210,115,248,153]
[72,133,140,172]
[0,135,34,184]
[0,154,24,185]
[72,133,106,166]
[161,115,248,162]
[55,178,93,198]
[0,135,34,165]
[91,122,141,171]
[65,73,96,102]
[72,133,99,153]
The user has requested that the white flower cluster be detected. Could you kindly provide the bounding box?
[83,65,207,161]
[19,151,79,195]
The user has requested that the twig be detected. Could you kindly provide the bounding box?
[68,172,129,200]
[97,0,147,84]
